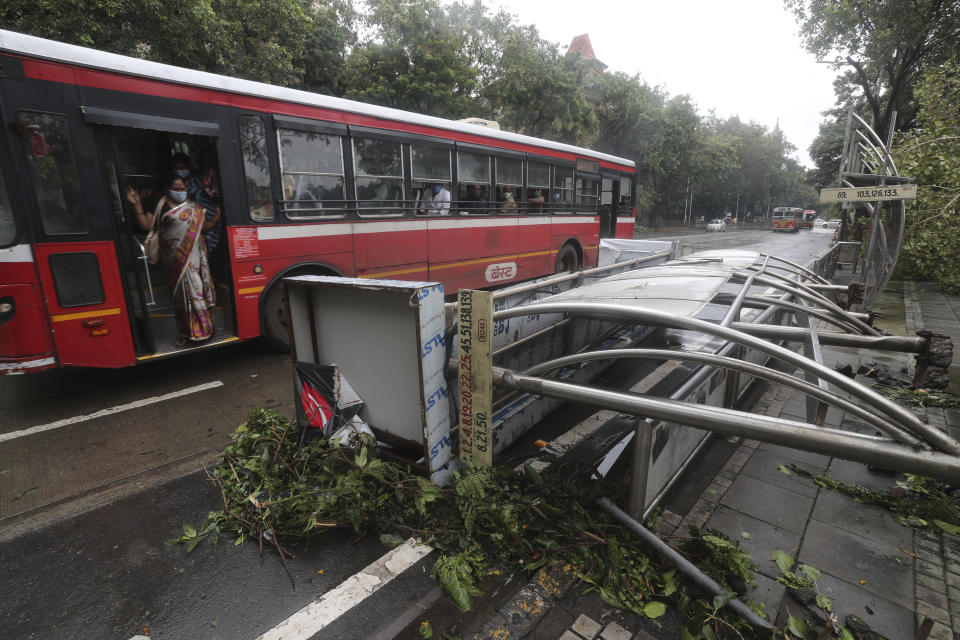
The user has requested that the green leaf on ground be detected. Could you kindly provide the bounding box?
[934,519,960,534]
[798,564,821,581]
[642,600,667,618]
[787,615,808,637]
[772,549,794,573]
[776,464,792,475]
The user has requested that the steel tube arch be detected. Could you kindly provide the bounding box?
[493,301,960,454]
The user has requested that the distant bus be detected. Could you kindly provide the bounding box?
[771,207,802,233]
[800,210,816,229]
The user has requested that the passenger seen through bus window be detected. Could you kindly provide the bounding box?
[419,183,450,215]
[461,184,488,214]
[498,188,517,214]
[527,189,544,213]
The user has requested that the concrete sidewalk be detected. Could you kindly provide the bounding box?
[491,275,960,640]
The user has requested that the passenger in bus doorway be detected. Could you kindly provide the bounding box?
[154,172,216,346]
[187,152,224,280]
[421,183,450,215]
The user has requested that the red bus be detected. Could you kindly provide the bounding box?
[0,30,636,375]
[771,207,802,233]
[800,209,816,229]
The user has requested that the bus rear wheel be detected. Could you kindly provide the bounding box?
[555,244,580,273]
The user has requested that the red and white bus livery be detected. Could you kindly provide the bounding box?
[771,207,802,233]
[0,30,636,374]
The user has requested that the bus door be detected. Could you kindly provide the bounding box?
[82,109,228,358]
[2,71,137,369]
[599,174,619,238]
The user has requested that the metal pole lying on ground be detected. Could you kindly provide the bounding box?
[597,497,775,631]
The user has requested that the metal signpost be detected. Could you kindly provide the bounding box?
[458,289,493,466]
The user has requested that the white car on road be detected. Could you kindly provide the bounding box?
[707,219,726,232]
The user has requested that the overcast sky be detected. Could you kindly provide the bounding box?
[490,0,838,167]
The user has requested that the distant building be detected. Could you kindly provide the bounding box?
[566,34,607,74]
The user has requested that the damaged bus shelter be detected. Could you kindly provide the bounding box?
[284,239,956,520]
[281,112,951,525]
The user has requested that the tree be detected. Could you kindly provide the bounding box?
[786,0,960,137]
[892,59,960,292]
[0,0,353,89]
[341,0,478,118]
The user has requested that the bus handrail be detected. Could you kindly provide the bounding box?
[134,238,157,307]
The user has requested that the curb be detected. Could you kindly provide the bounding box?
[471,561,582,639]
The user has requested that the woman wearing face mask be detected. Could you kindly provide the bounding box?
[152,172,216,346]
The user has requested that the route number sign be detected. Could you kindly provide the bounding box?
[819,184,917,204]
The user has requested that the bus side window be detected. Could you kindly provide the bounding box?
[552,166,573,212]
[526,160,549,214]
[353,137,404,218]
[576,176,599,214]
[238,115,273,221]
[494,156,522,214]
[457,150,490,215]
[16,111,88,235]
[277,128,345,219]
[619,176,632,213]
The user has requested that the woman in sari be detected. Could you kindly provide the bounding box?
[153,173,216,346]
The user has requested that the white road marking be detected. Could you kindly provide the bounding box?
[0,381,224,444]
[257,538,433,640]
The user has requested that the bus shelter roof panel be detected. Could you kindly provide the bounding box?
[551,273,731,319]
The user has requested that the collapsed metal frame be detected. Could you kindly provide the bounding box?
[837,109,912,309]
[461,248,960,521]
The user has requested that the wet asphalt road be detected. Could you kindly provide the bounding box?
[0,228,833,640]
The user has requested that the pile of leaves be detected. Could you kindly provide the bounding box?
[790,465,960,534]
[175,409,774,638]
[872,384,960,408]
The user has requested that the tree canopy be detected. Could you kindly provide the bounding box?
[892,59,960,292]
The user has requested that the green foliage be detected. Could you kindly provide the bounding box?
[430,551,486,612]
[891,58,960,292]
[786,0,960,136]
[873,384,960,408]
[0,0,355,88]
[680,527,757,593]
[794,464,960,533]
[177,410,781,637]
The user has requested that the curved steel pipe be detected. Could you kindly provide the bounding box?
[494,368,960,482]
[519,348,920,447]
[736,271,879,336]
[493,301,960,455]
[760,254,830,285]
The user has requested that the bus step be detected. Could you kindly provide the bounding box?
[148,305,228,340]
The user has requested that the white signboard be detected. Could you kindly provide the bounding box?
[820,184,917,203]
[458,289,493,466]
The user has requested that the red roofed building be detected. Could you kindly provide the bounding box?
[567,34,607,72]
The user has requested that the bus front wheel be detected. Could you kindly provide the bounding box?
[261,282,290,352]
[555,244,581,273]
